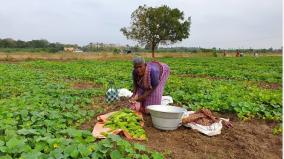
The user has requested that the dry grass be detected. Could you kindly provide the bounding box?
[0,51,281,62]
[0,52,194,61]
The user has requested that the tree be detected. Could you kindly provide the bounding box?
[48,42,64,53]
[16,40,27,48]
[121,5,191,58]
[1,38,16,48]
[132,44,140,52]
[144,43,158,50]
[27,39,49,48]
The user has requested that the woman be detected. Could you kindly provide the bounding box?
[129,57,170,113]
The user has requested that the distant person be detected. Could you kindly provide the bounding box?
[129,57,170,113]
[236,50,240,57]
[240,52,244,57]
[223,50,227,57]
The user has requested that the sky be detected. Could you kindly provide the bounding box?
[0,0,282,49]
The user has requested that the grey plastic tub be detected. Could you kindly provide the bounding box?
[146,105,187,130]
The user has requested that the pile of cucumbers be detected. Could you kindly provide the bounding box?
[104,109,146,139]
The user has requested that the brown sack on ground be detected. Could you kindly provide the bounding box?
[182,108,233,128]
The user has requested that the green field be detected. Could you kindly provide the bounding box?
[0,56,282,158]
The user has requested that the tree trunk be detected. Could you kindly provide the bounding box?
[151,43,155,59]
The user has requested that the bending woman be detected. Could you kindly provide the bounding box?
[129,57,170,113]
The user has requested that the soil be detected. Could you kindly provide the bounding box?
[82,98,282,159]
[257,82,282,90]
[137,115,282,159]
[0,53,197,62]
[72,81,102,89]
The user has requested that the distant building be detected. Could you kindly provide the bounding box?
[74,48,83,53]
[64,47,83,53]
[64,47,75,52]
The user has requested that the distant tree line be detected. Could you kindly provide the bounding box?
[155,47,282,53]
[0,38,67,53]
[81,43,142,53]
[0,38,281,54]
[82,43,282,54]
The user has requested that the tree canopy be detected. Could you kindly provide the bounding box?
[121,5,191,58]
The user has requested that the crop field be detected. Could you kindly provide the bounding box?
[0,56,282,158]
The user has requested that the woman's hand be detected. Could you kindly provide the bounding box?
[129,96,138,104]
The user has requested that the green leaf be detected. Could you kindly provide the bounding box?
[102,139,113,148]
[97,144,109,154]
[0,140,4,146]
[6,137,27,153]
[64,145,77,155]
[17,129,39,135]
[70,148,80,158]
[85,135,95,143]
[133,143,146,151]
[78,144,91,157]
[34,142,47,151]
[91,152,103,159]
[0,145,7,153]
[141,154,150,159]
[5,130,17,139]
[50,149,64,159]
[133,154,142,158]
[67,128,82,138]
[20,151,42,159]
[151,152,164,159]
[108,134,121,142]
[110,150,122,159]
[0,155,13,159]
[35,136,52,142]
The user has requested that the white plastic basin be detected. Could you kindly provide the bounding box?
[146,105,186,130]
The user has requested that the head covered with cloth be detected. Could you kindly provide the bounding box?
[129,56,170,113]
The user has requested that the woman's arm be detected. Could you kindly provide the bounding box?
[135,88,154,102]
[131,70,138,97]
[131,86,137,98]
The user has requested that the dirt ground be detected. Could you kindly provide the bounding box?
[138,115,282,159]
[82,98,282,159]
[0,52,195,61]
[257,82,282,90]
[71,81,103,89]
[1,52,281,62]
